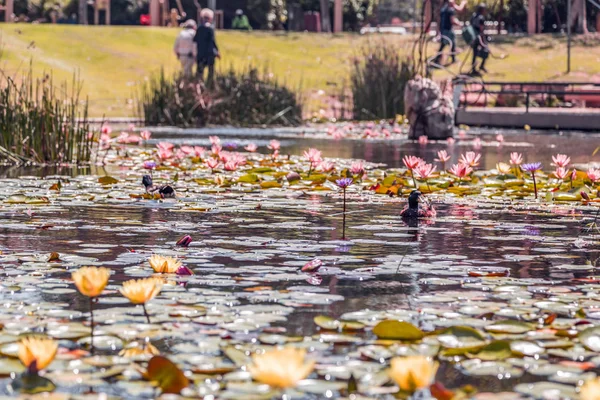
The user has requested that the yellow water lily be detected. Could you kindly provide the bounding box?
[388,356,438,393]
[248,347,315,388]
[18,337,58,372]
[148,255,182,274]
[581,378,600,400]
[72,266,110,297]
[120,277,163,304]
[496,162,512,175]
[119,342,160,358]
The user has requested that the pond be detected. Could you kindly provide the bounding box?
[0,125,599,398]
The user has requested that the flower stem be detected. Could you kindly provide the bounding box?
[342,189,347,240]
[89,297,95,356]
[532,172,538,199]
[410,169,417,188]
[142,303,151,324]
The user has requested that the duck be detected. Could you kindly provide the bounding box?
[142,175,176,198]
[400,190,436,218]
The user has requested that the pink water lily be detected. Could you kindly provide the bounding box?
[245,143,258,152]
[101,124,112,135]
[447,137,456,145]
[587,167,600,183]
[301,258,323,273]
[552,154,571,168]
[140,130,151,141]
[99,133,112,150]
[180,145,194,155]
[212,144,222,156]
[194,146,206,158]
[318,161,335,173]
[350,161,365,176]
[205,158,219,171]
[209,136,221,145]
[224,161,238,171]
[157,142,174,151]
[459,151,481,167]
[510,152,523,165]
[230,153,247,166]
[332,130,344,140]
[472,137,482,150]
[449,163,473,179]
[414,162,437,180]
[554,167,569,180]
[303,148,322,164]
[403,155,424,170]
[418,135,428,145]
[458,129,467,139]
[496,134,504,142]
[268,140,281,151]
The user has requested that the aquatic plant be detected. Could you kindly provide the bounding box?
[350,41,413,120]
[137,68,302,127]
[248,347,315,389]
[18,337,58,374]
[403,155,424,187]
[0,71,92,165]
[303,148,322,177]
[120,277,163,324]
[176,235,192,247]
[388,356,438,393]
[588,167,600,184]
[552,153,571,168]
[245,143,258,152]
[148,255,182,273]
[435,150,451,171]
[337,177,353,240]
[581,378,600,400]
[413,162,437,191]
[459,151,481,168]
[522,162,542,199]
[496,162,512,175]
[448,163,473,183]
[72,266,110,355]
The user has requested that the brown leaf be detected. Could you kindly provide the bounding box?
[145,356,189,394]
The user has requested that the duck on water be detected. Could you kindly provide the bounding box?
[142,175,176,198]
[400,190,436,218]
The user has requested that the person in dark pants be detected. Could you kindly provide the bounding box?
[194,8,220,88]
[470,3,489,76]
[434,0,466,66]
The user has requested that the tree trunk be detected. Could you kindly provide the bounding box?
[78,0,87,24]
[320,0,331,32]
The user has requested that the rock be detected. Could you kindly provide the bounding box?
[404,76,454,140]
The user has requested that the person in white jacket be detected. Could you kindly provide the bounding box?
[173,20,197,78]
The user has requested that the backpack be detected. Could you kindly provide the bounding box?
[462,25,476,45]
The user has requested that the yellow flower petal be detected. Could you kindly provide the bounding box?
[120,277,163,304]
[72,267,110,297]
[249,347,314,389]
[388,356,438,393]
[18,337,58,371]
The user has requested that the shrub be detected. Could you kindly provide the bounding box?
[350,41,414,120]
[137,67,302,127]
[0,70,92,165]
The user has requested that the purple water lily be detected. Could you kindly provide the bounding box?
[176,234,192,247]
[336,178,353,189]
[521,162,542,172]
[143,161,157,170]
[521,162,542,199]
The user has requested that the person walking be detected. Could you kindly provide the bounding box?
[194,8,220,88]
[434,0,466,66]
[232,9,252,30]
[173,20,197,78]
[470,3,489,75]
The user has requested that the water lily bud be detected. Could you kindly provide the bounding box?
[581,191,591,202]
[176,265,194,276]
[176,235,192,247]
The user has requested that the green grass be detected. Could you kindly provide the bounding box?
[0,24,598,117]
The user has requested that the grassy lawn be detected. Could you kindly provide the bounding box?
[0,24,598,117]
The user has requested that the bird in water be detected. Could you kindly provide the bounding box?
[142,175,176,198]
[400,190,436,218]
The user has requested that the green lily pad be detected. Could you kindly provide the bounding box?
[372,320,424,340]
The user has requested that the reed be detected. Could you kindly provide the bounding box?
[137,67,302,127]
[0,69,92,165]
[350,41,414,120]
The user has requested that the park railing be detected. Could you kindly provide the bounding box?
[456,81,600,111]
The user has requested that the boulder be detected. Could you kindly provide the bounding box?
[404,76,454,140]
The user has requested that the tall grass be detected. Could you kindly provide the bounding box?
[350,41,414,120]
[0,70,92,165]
[137,67,303,127]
